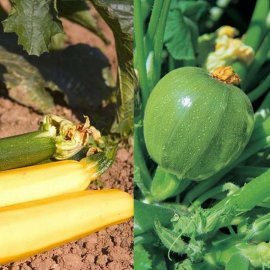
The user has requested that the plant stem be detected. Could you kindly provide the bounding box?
[205,240,270,269]
[244,0,270,52]
[134,129,152,196]
[152,0,172,86]
[147,0,163,42]
[232,0,269,83]
[259,91,270,110]
[144,1,163,91]
[243,31,270,90]
[248,72,270,102]
[208,168,270,230]
[141,0,154,24]
[182,174,225,205]
[134,0,149,111]
[247,61,270,90]
[192,185,224,208]
[178,179,192,195]
[232,166,268,177]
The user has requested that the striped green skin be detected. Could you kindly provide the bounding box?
[83,146,117,176]
[0,131,56,171]
[144,67,254,181]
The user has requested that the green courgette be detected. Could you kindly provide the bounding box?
[0,130,55,171]
[144,66,254,181]
[0,115,102,171]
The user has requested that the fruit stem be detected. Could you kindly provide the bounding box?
[210,66,240,85]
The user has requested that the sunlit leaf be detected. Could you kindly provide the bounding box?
[164,5,196,61]
[89,0,135,136]
[226,253,250,270]
[134,244,152,270]
[178,1,209,22]
[3,0,63,56]
[134,200,176,235]
[154,220,186,253]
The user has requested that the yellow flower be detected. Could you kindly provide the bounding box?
[205,27,254,72]
[217,26,239,38]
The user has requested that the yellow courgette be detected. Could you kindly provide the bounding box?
[0,189,133,264]
[0,149,115,208]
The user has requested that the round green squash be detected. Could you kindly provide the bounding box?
[144,67,254,181]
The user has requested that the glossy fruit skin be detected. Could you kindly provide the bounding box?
[144,67,254,181]
[0,189,133,264]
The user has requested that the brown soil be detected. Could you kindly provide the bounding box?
[0,4,133,270]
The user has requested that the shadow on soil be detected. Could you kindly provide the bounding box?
[0,31,116,134]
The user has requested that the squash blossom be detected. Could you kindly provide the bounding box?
[206,26,254,72]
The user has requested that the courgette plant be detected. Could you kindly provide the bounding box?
[134,1,270,269]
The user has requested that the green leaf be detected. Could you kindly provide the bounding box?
[184,17,199,59]
[134,232,156,246]
[178,1,209,22]
[3,0,63,56]
[49,32,67,51]
[134,200,176,236]
[134,243,167,270]
[197,33,216,67]
[57,0,109,44]
[154,220,186,253]
[175,260,193,270]
[90,0,136,136]
[175,260,211,270]
[149,246,168,270]
[225,253,250,270]
[134,244,152,270]
[164,5,196,61]
[0,46,54,113]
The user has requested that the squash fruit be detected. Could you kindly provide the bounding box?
[0,189,133,264]
[144,67,254,181]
